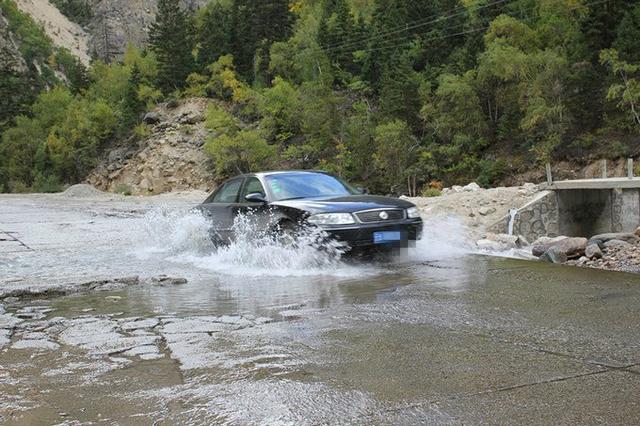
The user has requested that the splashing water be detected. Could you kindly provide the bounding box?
[140,208,367,277]
[405,215,473,262]
[141,208,215,254]
[139,208,474,276]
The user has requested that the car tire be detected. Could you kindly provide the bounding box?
[275,220,299,247]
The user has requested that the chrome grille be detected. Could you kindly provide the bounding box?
[355,209,405,223]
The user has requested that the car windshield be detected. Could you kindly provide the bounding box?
[265,173,359,201]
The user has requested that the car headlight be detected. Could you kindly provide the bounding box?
[407,207,421,219]
[307,213,355,225]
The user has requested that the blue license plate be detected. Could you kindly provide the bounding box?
[373,231,402,244]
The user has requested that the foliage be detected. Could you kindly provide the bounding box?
[148,0,196,93]
[420,187,442,197]
[3,0,640,194]
[204,105,276,174]
[600,49,640,129]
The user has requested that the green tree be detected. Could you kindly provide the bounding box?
[600,48,640,129]
[373,119,418,194]
[148,0,196,93]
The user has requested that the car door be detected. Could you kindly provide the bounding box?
[200,178,244,242]
[235,176,273,229]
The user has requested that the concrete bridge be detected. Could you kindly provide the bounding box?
[490,172,640,242]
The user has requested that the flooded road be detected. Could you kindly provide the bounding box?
[1,193,639,424]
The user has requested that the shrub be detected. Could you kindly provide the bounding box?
[115,184,132,195]
[421,187,442,197]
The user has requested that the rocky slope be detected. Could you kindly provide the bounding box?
[86,0,207,61]
[87,98,216,195]
[15,0,90,65]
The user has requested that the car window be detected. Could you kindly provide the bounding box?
[211,179,243,203]
[240,177,265,202]
[265,173,359,201]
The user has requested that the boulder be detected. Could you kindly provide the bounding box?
[553,237,588,259]
[143,111,162,124]
[531,236,568,256]
[478,206,496,216]
[635,226,640,237]
[587,238,605,249]
[585,244,603,259]
[463,182,481,192]
[539,247,568,264]
[589,233,640,244]
[533,237,586,259]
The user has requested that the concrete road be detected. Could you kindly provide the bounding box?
[0,193,638,424]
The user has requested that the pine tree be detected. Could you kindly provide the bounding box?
[319,0,358,78]
[122,64,145,129]
[229,0,292,82]
[148,0,195,93]
[197,2,230,69]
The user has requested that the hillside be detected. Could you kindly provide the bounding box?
[14,0,90,65]
[87,98,215,194]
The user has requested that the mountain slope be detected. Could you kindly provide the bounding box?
[15,0,90,65]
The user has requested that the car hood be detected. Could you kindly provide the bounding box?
[272,195,415,214]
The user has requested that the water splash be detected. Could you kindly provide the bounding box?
[141,208,215,254]
[140,209,366,277]
[404,215,473,261]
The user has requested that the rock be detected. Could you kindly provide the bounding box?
[12,339,60,351]
[585,244,603,259]
[587,238,605,249]
[531,236,568,257]
[635,227,640,237]
[490,233,519,249]
[552,237,588,259]
[451,185,463,193]
[150,275,188,286]
[603,239,632,249]
[478,206,496,216]
[476,239,507,251]
[463,182,481,192]
[533,237,586,259]
[143,111,162,124]
[516,235,530,247]
[0,329,11,348]
[589,233,640,244]
[540,247,568,264]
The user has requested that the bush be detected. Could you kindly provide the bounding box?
[115,184,132,195]
[31,174,63,193]
[421,187,442,197]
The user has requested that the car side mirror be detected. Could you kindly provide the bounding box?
[357,186,369,195]
[245,192,267,203]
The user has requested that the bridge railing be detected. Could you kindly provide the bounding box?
[545,158,635,184]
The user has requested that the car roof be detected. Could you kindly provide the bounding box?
[232,170,331,179]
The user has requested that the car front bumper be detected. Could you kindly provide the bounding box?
[319,219,423,248]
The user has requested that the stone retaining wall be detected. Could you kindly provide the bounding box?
[488,191,559,242]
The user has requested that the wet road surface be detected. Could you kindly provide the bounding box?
[1,194,639,424]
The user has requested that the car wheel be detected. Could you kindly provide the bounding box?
[275,220,299,247]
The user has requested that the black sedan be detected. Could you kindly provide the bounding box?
[198,171,423,250]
